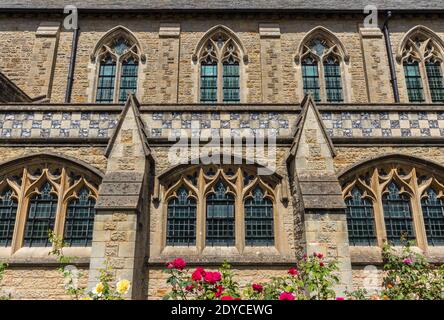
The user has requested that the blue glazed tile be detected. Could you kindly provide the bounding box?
[401,129,411,137]
[21,129,31,137]
[371,120,381,128]
[231,129,240,137]
[51,120,61,129]
[40,129,50,138]
[79,128,89,137]
[109,120,118,128]
[201,120,211,129]
[172,112,182,120]
[321,112,332,120]
[440,128,444,136]
[152,113,163,120]
[399,112,409,120]
[71,120,80,128]
[418,112,428,120]
[5,114,14,121]
[279,120,289,129]
[162,120,172,128]
[438,112,444,120]
[259,120,269,129]
[429,120,439,128]
[12,121,22,129]
[151,129,162,137]
[1,129,11,137]
[361,112,370,120]
[240,120,249,128]
[341,112,351,120]
[81,112,90,120]
[221,120,230,129]
[326,129,333,137]
[333,120,342,129]
[59,129,70,137]
[182,120,191,128]
[32,121,42,129]
[98,113,108,121]
[89,120,99,129]
[42,113,52,120]
[410,120,419,128]
[382,129,392,137]
[420,128,431,136]
[268,112,278,120]
[352,120,361,128]
[390,120,400,128]
[343,129,352,137]
[191,113,202,120]
[379,112,389,120]
[211,112,220,120]
[98,129,107,138]
[230,113,240,120]
[250,113,260,120]
[23,113,34,120]
[362,128,372,136]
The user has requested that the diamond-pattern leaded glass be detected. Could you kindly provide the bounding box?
[223,61,240,103]
[426,61,444,103]
[206,181,235,246]
[0,189,17,247]
[64,188,96,247]
[200,63,218,103]
[167,188,196,246]
[404,61,425,102]
[421,188,444,245]
[118,58,138,103]
[382,182,415,245]
[24,182,57,247]
[345,187,377,246]
[244,187,274,246]
[324,56,343,103]
[96,56,116,103]
[302,56,321,102]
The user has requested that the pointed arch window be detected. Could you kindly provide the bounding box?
[24,182,57,247]
[167,187,196,246]
[64,188,96,247]
[206,181,235,246]
[345,187,377,246]
[0,188,18,247]
[198,31,241,103]
[421,188,444,245]
[399,29,444,103]
[301,38,344,103]
[95,36,141,104]
[244,187,274,246]
[382,182,415,245]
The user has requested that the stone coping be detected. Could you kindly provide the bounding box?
[0,247,91,266]
[350,246,444,265]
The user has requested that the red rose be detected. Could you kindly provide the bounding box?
[204,271,222,284]
[252,283,263,293]
[319,262,325,267]
[166,262,174,269]
[215,285,224,297]
[317,253,324,259]
[221,295,234,300]
[279,292,295,300]
[172,258,187,270]
[192,267,206,281]
[288,268,299,276]
[185,285,194,291]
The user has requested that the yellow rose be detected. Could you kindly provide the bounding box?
[93,282,104,295]
[80,296,92,300]
[116,279,131,295]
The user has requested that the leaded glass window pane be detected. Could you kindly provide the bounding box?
[96,56,116,103]
[345,187,377,246]
[404,61,425,102]
[118,58,138,103]
[421,188,444,246]
[382,182,415,245]
[206,181,235,246]
[24,182,57,247]
[200,63,218,103]
[324,57,343,103]
[223,61,240,103]
[302,56,321,102]
[0,189,17,247]
[167,188,196,246]
[64,188,96,247]
[426,61,444,103]
[244,187,274,246]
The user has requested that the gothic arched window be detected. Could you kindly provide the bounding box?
[399,27,444,103]
[166,187,197,246]
[421,188,444,245]
[197,28,243,103]
[0,188,18,247]
[344,187,377,246]
[24,182,57,247]
[244,187,274,246]
[206,181,235,246]
[64,187,97,247]
[300,36,346,103]
[92,27,144,104]
[382,182,415,245]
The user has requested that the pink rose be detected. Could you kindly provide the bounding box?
[279,292,295,300]
[192,267,206,281]
[172,258,187,270]
[288,268,299,276]
[204,271,222,284]
[166,262,174,269]
[403,258,413,265]
[252,284,263,293]
[336,297,345,300]
[221,295,234,300]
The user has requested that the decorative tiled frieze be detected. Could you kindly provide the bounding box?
[0,112,119,139]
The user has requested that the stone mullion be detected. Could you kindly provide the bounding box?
[419,59,433,103]
[53,168,68,241]
[196,169,206,253]
[11,168,30,253]
[113,58,123,103]
[318,56,327,103]
[235,169,245,254]
[371,169,387,247]
[217,60,223,103]
[409,169,429,250]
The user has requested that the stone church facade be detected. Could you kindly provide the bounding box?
[0,1,443,299]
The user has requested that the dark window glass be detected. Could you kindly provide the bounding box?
[200,63,218,103]
[24,182,57,247]
[167,188,196,246]
[421,188,444,246]
[206,181,235,246]
[223,61,240,103]
[244,187,274,246]
[64,188,96,247]
[119,58,138,103]
[382,182,415,245]
[426,61,444,103]
[345,187,377,246]
[302,56,321,102]
[324,56,343,103]
[96,56,116,103]
[0,189,17,247]
[404,60,425,102]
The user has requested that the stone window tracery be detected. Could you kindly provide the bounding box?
[342,163,444,248]
[0,158,100,250]
[162,165,279,251]
[399,27,444,103]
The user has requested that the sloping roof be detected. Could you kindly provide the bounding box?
[0,0,443,11]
